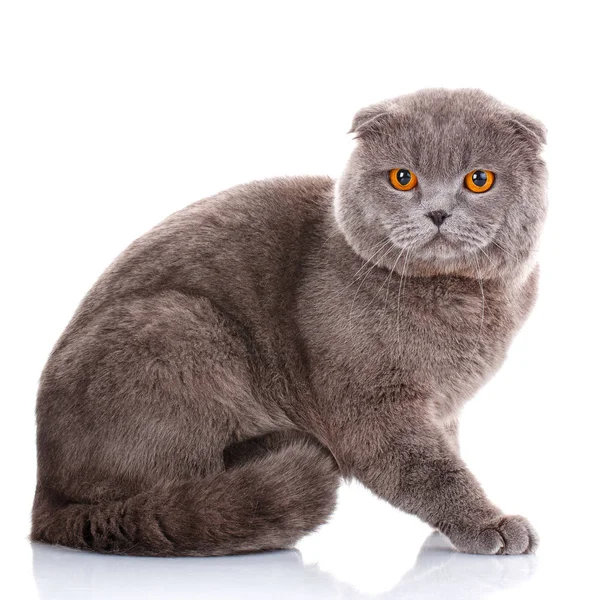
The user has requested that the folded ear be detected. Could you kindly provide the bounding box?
[508,111,547,148]
[348,101,395,139]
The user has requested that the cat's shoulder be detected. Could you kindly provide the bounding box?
[158,175,335,236]
[235,175,335,200]
[215,175,335,218]
[195,175,334,208]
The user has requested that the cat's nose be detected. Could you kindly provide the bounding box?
[426,210,451,228]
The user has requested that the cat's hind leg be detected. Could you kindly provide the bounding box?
[33,291,338,555]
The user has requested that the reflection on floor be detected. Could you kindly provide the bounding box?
[32,532,537,599]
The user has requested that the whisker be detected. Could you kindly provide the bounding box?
[384,247,407,308]
[348,241,396,331]
[396,243,414,353]
[490,239,518,261]
[450,231,487,247]
[470,253,486,356]
[479,246,509,289]
[371,246,409,335]
[344,238,392,290]
[371,246,407,335]
[364,246,407,312]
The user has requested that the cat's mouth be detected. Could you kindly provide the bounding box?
[390,228,481,260]
[427,230,460,246]
[418,230,474,260]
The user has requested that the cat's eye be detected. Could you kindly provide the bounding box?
[464,169,495,193]
[389,168,418,191]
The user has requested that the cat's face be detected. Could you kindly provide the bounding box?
[335,89,547,280]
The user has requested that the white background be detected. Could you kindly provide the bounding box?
[1,1,598,598]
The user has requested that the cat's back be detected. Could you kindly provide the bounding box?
[67,175,335,331]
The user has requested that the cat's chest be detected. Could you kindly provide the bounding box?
[332,276,517,404]
[397,281,512,387]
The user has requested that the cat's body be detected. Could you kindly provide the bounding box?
[32,89,547,556]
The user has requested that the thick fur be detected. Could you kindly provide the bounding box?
[32,432,338,556]
[32,89,547,556]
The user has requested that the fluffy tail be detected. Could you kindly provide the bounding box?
[31,442,339,556]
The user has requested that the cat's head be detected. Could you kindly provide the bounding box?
[335,89,547,280]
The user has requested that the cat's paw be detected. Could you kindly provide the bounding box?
[448,515,539,555]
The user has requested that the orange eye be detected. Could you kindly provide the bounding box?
[465,169,495,193]
[389,168,418,191]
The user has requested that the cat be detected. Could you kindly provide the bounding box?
[31,88,547,557]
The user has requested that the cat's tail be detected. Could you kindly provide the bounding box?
[30,441,339,556]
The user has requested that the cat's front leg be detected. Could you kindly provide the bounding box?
[334,415,538,555]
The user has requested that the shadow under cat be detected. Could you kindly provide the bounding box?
[32,532,537,600]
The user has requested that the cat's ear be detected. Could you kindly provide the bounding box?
[507,111,547,149]
[348,101,395,139]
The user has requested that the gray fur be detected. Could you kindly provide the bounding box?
[32,88,547,556]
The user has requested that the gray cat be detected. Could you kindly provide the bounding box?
[32,88,547,557]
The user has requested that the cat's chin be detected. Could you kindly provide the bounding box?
[400,235,486,278]
[417,233,475,261]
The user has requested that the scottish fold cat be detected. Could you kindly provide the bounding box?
[32,88,546,556]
